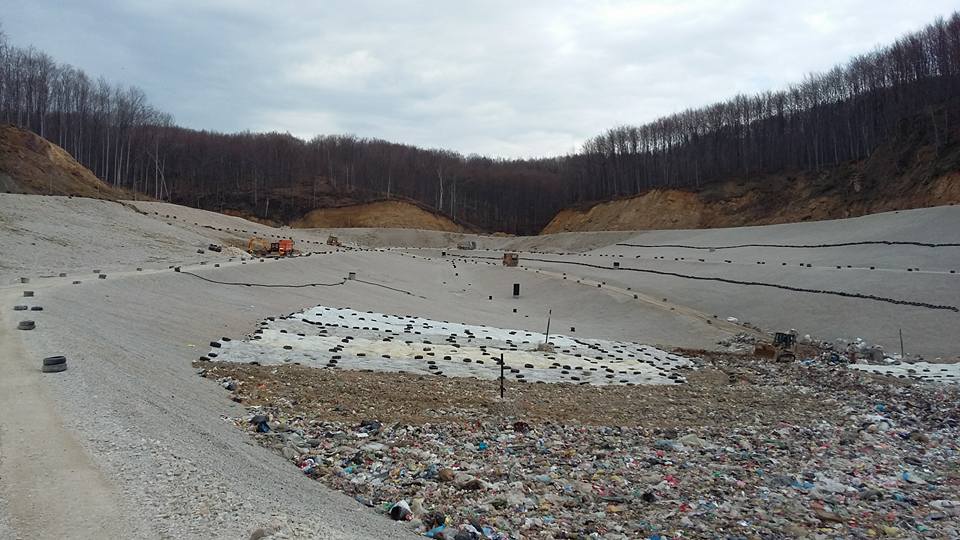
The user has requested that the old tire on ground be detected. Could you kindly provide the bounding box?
[41,363,68,373]
[43,355,67,366]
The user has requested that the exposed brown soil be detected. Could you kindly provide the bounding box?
[195,351,846,429]
[291,200,464,232]
[543,173,960,233]
[176,174,471,234]
[0,124,130,199]
[542,127,960,233]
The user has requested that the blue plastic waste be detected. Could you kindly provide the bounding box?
[425,525,446,538]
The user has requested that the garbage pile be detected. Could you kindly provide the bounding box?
[797,335,893,364]
[203,353,960,539]
[716,333,758,353]
[797,334,958,365]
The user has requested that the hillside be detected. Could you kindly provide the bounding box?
[291,200,464,232]
[543,172,960,233]
[0,124,461,233]
[543,120,960,233]
[0,124,128,199]
[4,14,960,234]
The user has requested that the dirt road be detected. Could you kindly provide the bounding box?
[0,287,125,539]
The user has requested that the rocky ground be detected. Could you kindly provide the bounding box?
[198,352,960,539]
[2,194,957,539]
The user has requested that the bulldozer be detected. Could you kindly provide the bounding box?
[773,331,798,362]
[247,237,297,257]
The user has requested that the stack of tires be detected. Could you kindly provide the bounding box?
[42,355,67,373]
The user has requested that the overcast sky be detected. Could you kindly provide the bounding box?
[3,1,957,158]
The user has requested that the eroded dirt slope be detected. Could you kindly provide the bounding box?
[0,124,129,199]
[544,172,960,233]
[292,200,464,232]
[544,121,960,233]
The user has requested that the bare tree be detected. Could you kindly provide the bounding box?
[0,12,957,234]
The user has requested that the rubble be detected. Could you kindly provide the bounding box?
[716,332,757,353]
[200,351,960,538]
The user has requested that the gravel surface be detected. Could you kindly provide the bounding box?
[0,285,136,539]
[0,499,11,539]
[125,199,641,253]
[10,267,420,539]
[2,193,958,538]
[5,253,727,538]
[0,195,234,280]
[405,206,960,358]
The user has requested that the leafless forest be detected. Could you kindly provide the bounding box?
[1,13,958,232]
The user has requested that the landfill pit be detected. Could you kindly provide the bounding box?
[199,352,960,539]
[204,306,694,386]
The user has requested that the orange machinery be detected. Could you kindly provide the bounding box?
[247,237,296,257]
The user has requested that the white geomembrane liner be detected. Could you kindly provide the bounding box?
[206,306,695,385]
[849,361,960,384]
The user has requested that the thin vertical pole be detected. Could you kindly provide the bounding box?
[899,329,905,358]
[500,353,505,399]
[545,309,552,345]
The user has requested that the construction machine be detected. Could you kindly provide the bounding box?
[247,237,297,257]
[773,331,798,362]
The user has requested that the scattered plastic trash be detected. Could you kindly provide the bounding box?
[389,500,412,521]
[202,338,960,538]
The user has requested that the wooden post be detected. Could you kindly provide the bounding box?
[545,309,552,345]
[500,353,505,399]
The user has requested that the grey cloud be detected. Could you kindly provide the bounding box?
[3,0,958,157]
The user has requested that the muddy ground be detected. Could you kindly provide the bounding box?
[195,351,903,429]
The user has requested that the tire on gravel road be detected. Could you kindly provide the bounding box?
[41,363,68,373]
[43,356,67,366]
